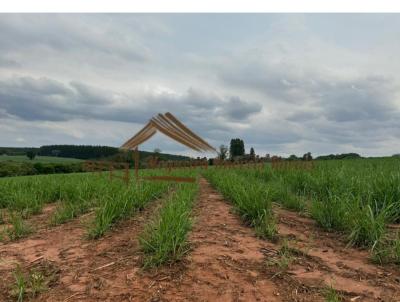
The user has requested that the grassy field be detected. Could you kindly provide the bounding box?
[0,155,82,163]
[1,159,400,301]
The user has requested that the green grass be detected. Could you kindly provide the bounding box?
[204,168,278,241]
[10,265,48,301]
[0,169,180,240]
[87,180,170,239]
[324,284,342,302]
[4,212,33,241]
[266,239,294,271]
[0,155,82,163]
[371,232,400,265]
[11,266,26,302]
[232,157,400,263]
[139,182,198,268]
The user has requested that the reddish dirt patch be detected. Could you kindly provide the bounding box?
[274,206,400,301]
[41,178,284,301]
[150,178,282,302]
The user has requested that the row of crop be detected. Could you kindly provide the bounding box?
[139,181,199,267]
[239,158,400,265]
[203,168,277,241]
[0,168,207,244]
[0,170,178,241]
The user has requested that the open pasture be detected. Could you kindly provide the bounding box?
[0,159,399,301]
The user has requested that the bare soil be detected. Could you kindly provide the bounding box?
[0,179,399,301]
[274,207,400,301]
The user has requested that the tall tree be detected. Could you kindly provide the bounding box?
[249,147,255,160]
[26,150,36,160]
[218,145,229,160]
[302,152,313,161]
[229,138,245,159]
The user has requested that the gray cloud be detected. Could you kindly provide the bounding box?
[0,14,400,157]
[0,15,151,63]
[223,96,262,120]
[0,76,259,134]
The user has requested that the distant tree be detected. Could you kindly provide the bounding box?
[51,149,60,157]
[288,154,298,161]
[249,147,255,161]
[39,145,119,159]
[229,138,245,159]
[26,150,36,160]
[302,152,312,161]
[153,148,162,154]
[316,153,361,160]
[218,145,229,160]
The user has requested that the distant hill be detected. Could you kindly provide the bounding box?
[0,155,82,163]
[0,147,39,156]
[316,153,362,160]
[0,145,190,162]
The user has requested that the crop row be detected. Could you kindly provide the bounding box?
[0,170,183,241]
[204,168,277,241]
[234,158,400,265]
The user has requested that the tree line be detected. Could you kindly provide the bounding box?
[38,145,119,159]
[218,139,364,161]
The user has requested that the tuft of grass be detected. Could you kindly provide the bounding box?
[348,204,391,248]
[269,180,307,212]
[266,239,294,271]
[10,266,49,301]
[6,212,32,241]
[323,284,342,302]
[139,183,198,268]
[11,266,26,302]
[371,233,400,265]
[28,270,46,297]
[310,194,351,232]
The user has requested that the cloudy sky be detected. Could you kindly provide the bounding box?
[0,14,399,157]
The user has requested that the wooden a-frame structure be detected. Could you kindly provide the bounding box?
[121,112,216,182]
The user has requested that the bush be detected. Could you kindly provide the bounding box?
[0,161,84,178]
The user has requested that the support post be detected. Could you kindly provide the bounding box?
[124,163,130,185]
[134,147,139,182]
[109,162,113,181]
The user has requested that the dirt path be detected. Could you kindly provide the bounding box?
[274,206,400,301]
[147,177,282,302]
[40,177,283,301]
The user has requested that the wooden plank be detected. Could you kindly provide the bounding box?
[142,176,196,183]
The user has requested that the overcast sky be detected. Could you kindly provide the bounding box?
[0,14,399,157]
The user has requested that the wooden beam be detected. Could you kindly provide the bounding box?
[141,176,196,183]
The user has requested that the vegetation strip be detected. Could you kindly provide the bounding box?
[87,180,170,239]
[204,169,278,241]
[139,181,199,268]
[238,158,400,265]
[0,169,174,241]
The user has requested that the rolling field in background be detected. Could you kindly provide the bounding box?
[0,155,82,163]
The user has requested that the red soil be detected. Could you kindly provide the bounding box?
[0,179,399,301]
